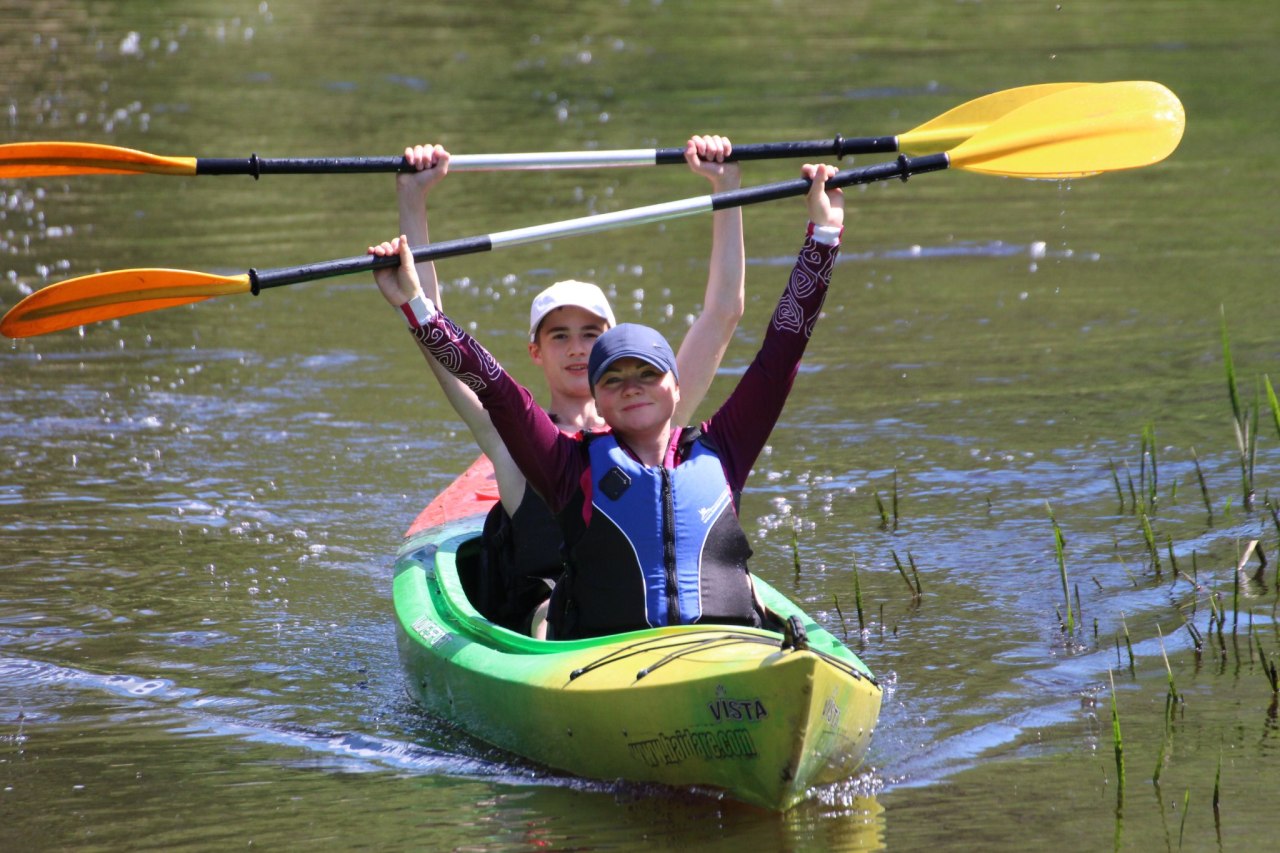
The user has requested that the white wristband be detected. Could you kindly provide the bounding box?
[811,224,843,246]
[399,293,437,330]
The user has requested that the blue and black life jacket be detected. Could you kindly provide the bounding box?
[551,427,758,639]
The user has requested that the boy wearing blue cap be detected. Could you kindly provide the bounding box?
[371,164,843,639]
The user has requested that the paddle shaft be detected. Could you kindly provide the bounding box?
[249,152,946,291]
[197,135,900,177]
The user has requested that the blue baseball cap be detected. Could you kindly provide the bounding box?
[587,323,679,389]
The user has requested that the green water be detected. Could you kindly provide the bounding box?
[3,0,1279,849]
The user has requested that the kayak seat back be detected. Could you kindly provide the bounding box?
[454,534,486,611]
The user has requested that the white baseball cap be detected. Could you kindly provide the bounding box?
[528,280,616,342]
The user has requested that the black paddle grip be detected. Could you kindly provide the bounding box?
[653,135,899,166]
[197,156,411,177]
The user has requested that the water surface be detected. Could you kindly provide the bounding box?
[3,1,1279,849]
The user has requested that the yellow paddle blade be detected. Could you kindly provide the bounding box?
[0,142,198,178]
[1,269,251,338]
[897,82,1092,155]
[948,81,1185,179]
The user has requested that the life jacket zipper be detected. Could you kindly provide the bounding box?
[660,466,680,625]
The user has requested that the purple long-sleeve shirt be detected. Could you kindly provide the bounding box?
[411,229,838,514]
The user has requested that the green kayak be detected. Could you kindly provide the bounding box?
[392,456,882,810]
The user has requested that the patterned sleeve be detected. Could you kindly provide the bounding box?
[410,314,584,512]
[703,229,838,491]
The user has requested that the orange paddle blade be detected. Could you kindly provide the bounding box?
[948,81,1185,179]
[1,269,251,338]
[0,142,198,178]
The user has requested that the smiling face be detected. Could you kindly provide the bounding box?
[528,305,609,400]
[592,356,680,441]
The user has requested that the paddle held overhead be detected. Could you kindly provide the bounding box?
[0,83,1088,180]
[0,81,1184,339]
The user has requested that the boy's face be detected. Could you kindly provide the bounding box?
[528,305,608,398]
[592,356,679,439]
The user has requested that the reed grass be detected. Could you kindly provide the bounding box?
[1213,592,1226,646]
[891,549,921,603]
[1121,614,1136,677]
[1184,618,1203,654]
[1109,459,1125,508]
[1159,625,1181,710]
[790,520,801,578]
[1123,460,1139,513]
[892,468,900,532]
[1221,308,1258,510]
[1267,374,1280,440]
[1258,645,1279,695]
[873,469,901,531]
[851,556,866,633]
[874,492,890,530]
[1109,669,1125,805]
[1141,422,1159,513]
[1118,558,1140,588]
[1192,448,1214,525]
[1236,538,1265,586]
[1140,512,1161,578]
[1047,502,1073,633]
[832,594,848,638]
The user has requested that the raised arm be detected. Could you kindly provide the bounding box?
[372,238,585,512]
[397,144,449,305]
[704,163,845,491]
[672,134,744,425]
[392,145,528,515]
